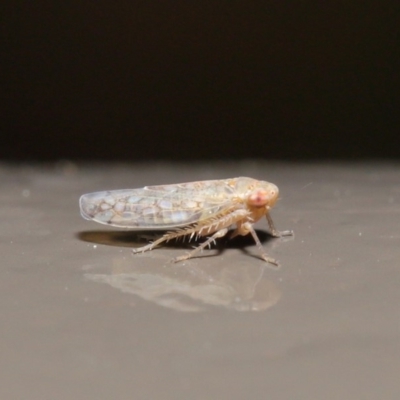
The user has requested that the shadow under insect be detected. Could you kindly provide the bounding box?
[77,228,274,255]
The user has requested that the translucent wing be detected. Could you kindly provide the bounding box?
[79,181,238,229]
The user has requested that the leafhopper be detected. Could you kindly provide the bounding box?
[80,177,292,265]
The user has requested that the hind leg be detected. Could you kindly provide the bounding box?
[172,228,229,263]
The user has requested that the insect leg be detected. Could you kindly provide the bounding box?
[132,208,249,260]
[131,210,238,255]
[265,211,293,238]
[131,234,171,254]
[238,222,279,266]
[172,228,229,263]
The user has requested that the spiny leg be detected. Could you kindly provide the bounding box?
[131,227,204,254]
[132,232,175,254]
[172,228,229,263]
[266,211,293,238]
[132,208,249,257]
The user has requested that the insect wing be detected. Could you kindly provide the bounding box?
[79,182,235,229]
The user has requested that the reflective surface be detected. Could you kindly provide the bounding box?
[1,162,399,399]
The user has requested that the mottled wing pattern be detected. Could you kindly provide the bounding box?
[79,180,240,229]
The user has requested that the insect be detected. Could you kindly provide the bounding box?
[80,177,293,265]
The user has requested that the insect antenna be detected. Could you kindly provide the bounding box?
[279,181,313,202]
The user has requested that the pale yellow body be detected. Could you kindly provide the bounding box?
[80,177,292,265]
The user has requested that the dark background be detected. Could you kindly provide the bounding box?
[2,1,399,161]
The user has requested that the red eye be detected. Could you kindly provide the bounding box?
[248,190,268,206]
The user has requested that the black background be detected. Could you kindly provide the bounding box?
[2,1,399,161]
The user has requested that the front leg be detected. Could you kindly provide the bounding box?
[266,211,293,238]
[236,222,279,266]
